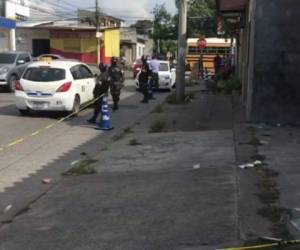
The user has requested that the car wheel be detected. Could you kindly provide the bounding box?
[8,74,18,92]
[71,95,80,116]
[18,109,30,116]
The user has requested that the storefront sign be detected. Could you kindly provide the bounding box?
[0,17,16,29]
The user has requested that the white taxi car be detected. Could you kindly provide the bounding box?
[15,60,96,115]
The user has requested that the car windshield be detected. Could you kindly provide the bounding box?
[23,67,66,82]
[0,54,17,64]
[159,63,169,72]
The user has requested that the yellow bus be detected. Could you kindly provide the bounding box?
[186,37,234,78]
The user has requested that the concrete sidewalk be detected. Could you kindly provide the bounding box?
[0,88,240,250]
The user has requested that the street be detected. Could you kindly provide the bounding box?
[0,79,138,198]
[0,78,171,223]
[1,0,300,249]
[0,86,239,250]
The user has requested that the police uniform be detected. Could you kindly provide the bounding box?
[108,58,124,110]
[87,65,110,123]
[138,62,150,103]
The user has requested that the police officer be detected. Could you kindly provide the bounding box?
[138,56,150,103]
[108,57,124,111]
[87,63,110,124]
[149,54,159,91]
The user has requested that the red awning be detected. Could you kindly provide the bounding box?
[217,0,248,12]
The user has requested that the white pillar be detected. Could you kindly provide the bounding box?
[10,29,16,51]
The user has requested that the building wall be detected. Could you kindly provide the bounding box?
[144,39,154,56]
[104,29,120,61]
[136,42,145,60]
[16,28,50,53]
[248,0,300,123]
[50,29,120,64]
[120,43,134,63]
[0,29,10,52]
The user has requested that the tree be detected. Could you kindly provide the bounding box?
[175,0,217,38]
[130,20,153,35]
[151,4,177,54]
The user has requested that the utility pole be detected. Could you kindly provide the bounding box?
[176,0,187,102]
[95,0,101,64]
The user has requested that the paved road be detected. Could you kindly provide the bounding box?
[0,80,139,193]
[0,90,238,250]
[0,80,170,223]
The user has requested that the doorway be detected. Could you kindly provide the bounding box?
[32,39,50,57]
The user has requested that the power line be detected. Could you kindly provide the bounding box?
[38,0,78,12]
[52,0,83,10]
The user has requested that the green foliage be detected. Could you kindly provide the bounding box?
[151,4,177,54]
[149,120,167,133]
[175,0,217,37]
[223,77,241,94]
[130,20,153,35]
[62,159,97,176]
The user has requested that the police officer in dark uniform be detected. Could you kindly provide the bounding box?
[87,63,110,124]
[138,56,150,103]
[108,57,124,111]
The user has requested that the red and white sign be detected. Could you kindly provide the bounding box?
[197,35,207,49]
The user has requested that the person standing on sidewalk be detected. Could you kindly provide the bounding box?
[214,54,222,81]
[149,54,160,94]
[108,57,124,111]
[87,63,110,124]
[139,56,150,103]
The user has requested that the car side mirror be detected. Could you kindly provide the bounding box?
[171,68,176,72]
[17,60,25,65]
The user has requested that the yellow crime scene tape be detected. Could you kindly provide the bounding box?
[218,239,300,250]
[0,94,105,153]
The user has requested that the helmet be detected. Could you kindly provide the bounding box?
[99,62,106,72]
[111,56,118,65]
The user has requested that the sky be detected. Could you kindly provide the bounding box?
[33,0,177,23]
[76,0,177,18]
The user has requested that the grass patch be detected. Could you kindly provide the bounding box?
[166,93,177,104]
[62,159,98,176]
[149,120,167,133]
[124,127,133,134]
[166,92,196,104]
[257,206,288,224]
[252,153,266,162]
[128,139,142,146]
[112,127,133,141]
[261,168,279,178]
[152,105,164,113]
[247,137,263,146]
[223,76,241,94]
[256,188,280,204]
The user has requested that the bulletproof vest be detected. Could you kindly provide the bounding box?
[109,66,123,82]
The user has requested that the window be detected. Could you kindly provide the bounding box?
[159,63,169,72]
[70,66,81,80]
[79,65,93,79]
[71,65,93,80]
[18,53,31,63]
[0,53,16,64]
[23,67,66,82]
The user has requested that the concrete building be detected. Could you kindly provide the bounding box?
[16,20,120,64]
[0,17,16,52]
[217,0,300,123]
[0,0,30,51]
[120,27,153,64]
